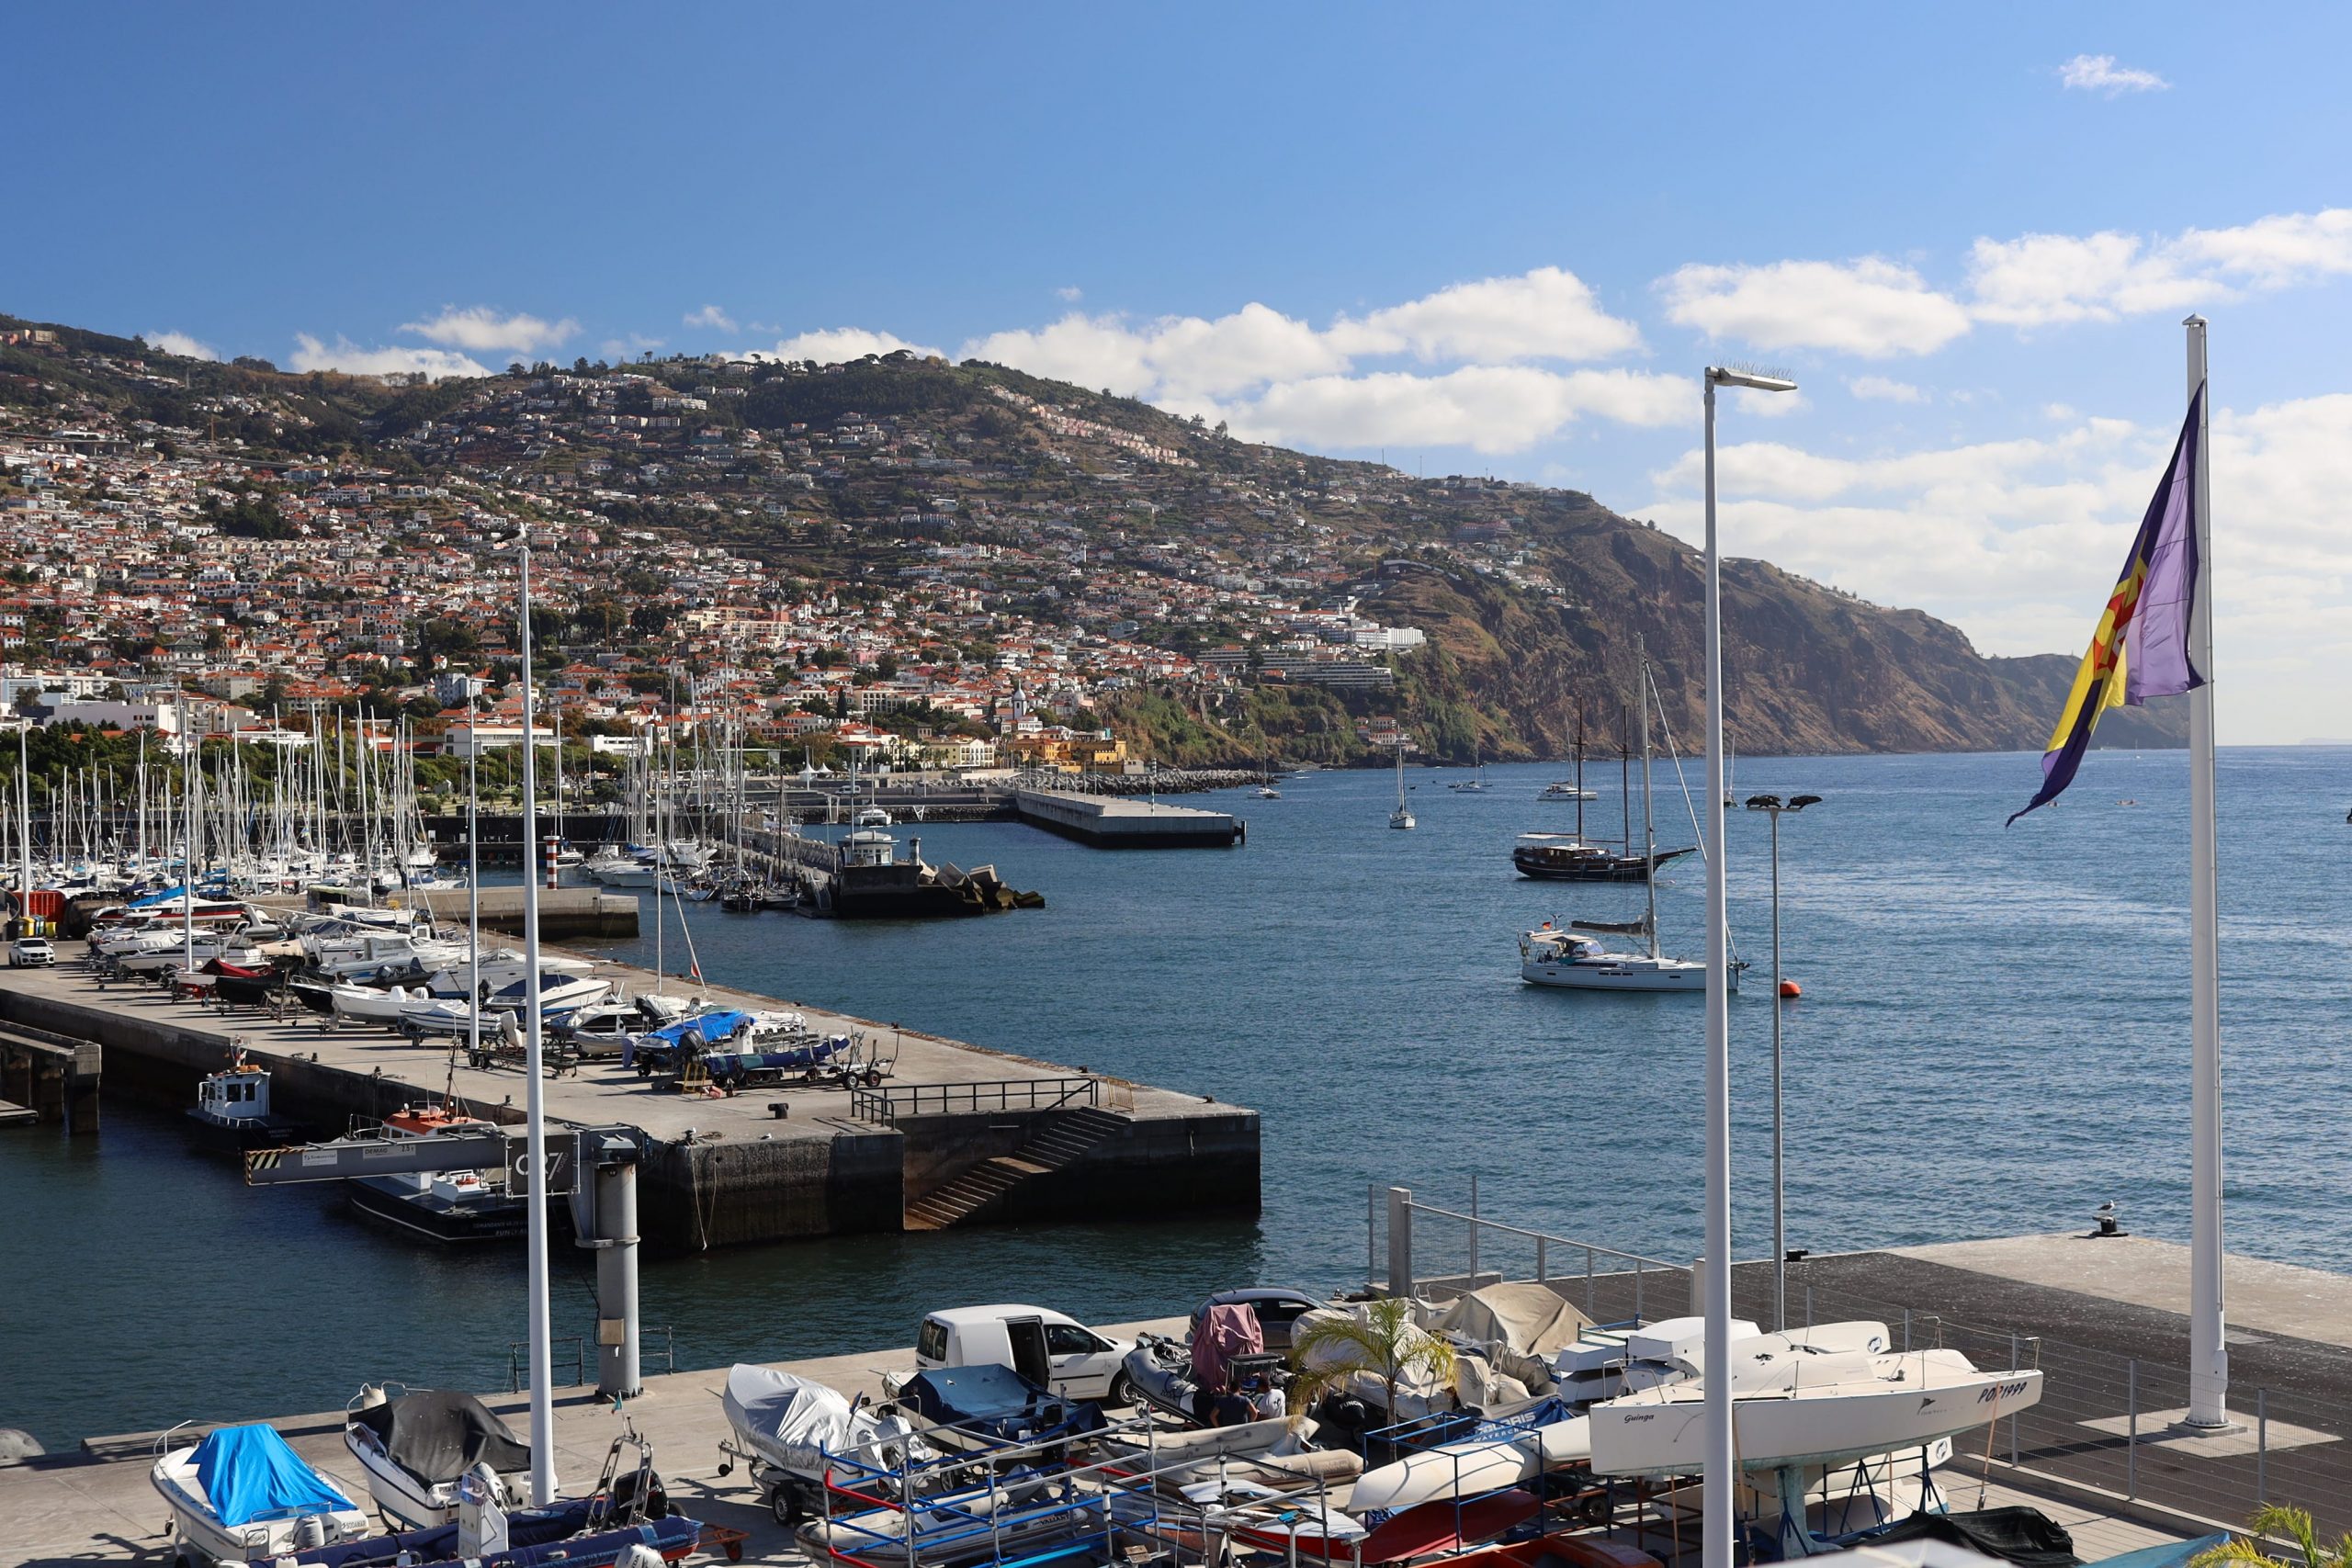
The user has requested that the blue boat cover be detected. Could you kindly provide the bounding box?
[648,1010,750,1046]
[130,883,190,908]
[193,1424,355,1526]
[896,1366,1107,1445]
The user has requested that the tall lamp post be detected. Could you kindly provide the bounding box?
[1744,791,1820,1333]
[1701,365,1797,1568]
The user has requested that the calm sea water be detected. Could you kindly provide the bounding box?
[6,747,2348,1450]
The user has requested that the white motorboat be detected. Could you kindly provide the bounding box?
[152,1423,369,1562]
[482,969,610,1013]
[1586,1329,2042,1480]
[1540,781,1599,801]
[1519,926,1738,993]
[330,982,424,1024]
[343,1384,529,1529]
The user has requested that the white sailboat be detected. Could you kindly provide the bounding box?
[1521,645,1739,992]
[1387,737,1414,829]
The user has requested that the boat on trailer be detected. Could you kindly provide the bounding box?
[343,1383,531,1529]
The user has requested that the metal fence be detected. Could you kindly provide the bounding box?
[1371,1184,1706,1322]
[507,1325,674,1393]
[1783,1269,2346,1538]
[850,1075,1105,1125]
[1366,1188,2346,1538]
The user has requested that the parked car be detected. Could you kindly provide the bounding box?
[913,1304,1136,1404]
[7,937,56,968]
[1193,1287,1325,1352]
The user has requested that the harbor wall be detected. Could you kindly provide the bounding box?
[897,1107,1261,1224]
[639,1127,905,1250]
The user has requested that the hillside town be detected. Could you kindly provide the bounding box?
[0,330,1492,772]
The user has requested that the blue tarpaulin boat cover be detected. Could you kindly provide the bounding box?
[193,1424,355,1527]
[660,1010,750,1043]
[130,884,190,908]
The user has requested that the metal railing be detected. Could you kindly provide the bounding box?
[508,1325,674,1393]
[1371,1184,1710,1319]
[849,1076,1102,1126]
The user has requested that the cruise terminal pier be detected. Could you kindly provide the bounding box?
[0,951,1260,1248]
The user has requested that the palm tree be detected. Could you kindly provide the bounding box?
[1288,1296,1458,1439]
[2192,1505,2352,1568]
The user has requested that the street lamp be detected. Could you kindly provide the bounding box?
[1701,365,1796,1568]
[1745,791,1820,1334]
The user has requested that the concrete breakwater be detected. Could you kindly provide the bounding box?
[0,947,1259,1251]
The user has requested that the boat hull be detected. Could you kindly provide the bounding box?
[347,1178,531,1244]
[1521,959,1733,993]
[1588,1365,2041,1477]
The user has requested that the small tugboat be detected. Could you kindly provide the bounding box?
[187,1056,303,1152]
[345,1103,533,1245]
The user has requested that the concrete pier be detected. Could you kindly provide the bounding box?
[0,1018,101,1134]
[0,1297,2195,1568]
[1012,788,1244,848]
[0,942,1258,1249]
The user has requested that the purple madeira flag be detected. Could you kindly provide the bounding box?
[2007,383,2206,824]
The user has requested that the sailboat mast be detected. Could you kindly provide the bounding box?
[1639,641,1657,960]
[1574,700,1586,841]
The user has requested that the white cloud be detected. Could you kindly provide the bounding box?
[1965,208,2352,326]
[1848,375,1926,404]
[941,267,1662,450]
[288,334,491,380]
[2173,208,2352,288]
[763,327,944,364]
[399,306,579,355]
[1732,387,1808,419]
[1657,257,1973,358]
[1326,265,1645,363]
[1232,366,1689,455]
[147,331,219,361]
[1638,396,2352,743]
[1965,231,2210,325]
[2059,54,2170,96]
[601,333,664,360]
[683,304,738,332]
[1055,285,1083,302]
[967,304,1349,402]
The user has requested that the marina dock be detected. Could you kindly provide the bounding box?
[10,1236,2309,1567]
[1011,787,1245,848]
[0,948,1259,1248]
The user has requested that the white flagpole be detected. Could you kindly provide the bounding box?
[517,536,558,1501]
[2181,316,2230,1430]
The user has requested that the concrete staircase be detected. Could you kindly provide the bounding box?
[903,1107,1127,1231]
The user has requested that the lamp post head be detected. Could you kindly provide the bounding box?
[1707,367,1800,394]
[1745,794,1781,811]
[1787,794,1822,811]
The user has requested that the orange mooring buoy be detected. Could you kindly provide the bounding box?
[1779,979,1802,998]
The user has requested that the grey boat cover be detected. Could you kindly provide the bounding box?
[351,1390,530,1484]
[723,1365,933,1476]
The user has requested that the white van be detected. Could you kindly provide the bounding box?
[914,1304,1135,1404]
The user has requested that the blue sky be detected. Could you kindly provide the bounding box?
[6,5,2348,740]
